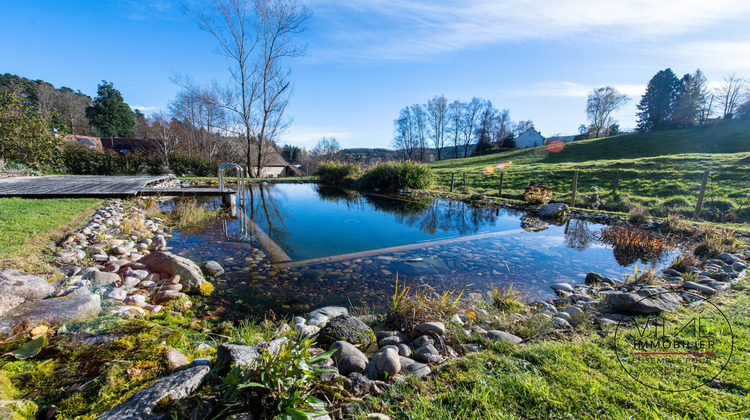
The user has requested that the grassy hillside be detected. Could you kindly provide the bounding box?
[429,121,750,221]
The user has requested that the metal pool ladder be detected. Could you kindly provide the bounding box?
[218,163,248,241]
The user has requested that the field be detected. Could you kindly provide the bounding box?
[429,121,750,221]
[0,197,101,272]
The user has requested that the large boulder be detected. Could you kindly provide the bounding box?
[537,203,568,219]
[0,294,101,338]
[138,252,205,293]
[216,338,288,370]
[0,269,54,302]
[317,315,375,347]
[602,288,681,315]
[96,365,210,420]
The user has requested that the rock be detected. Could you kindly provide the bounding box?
[60,265,82,277]
[110,246,128,256]
[307,315,329,328]
[0,294,101,338]
[731,261,746,272]
[602,288,681,315]
[365,414,391,420]
[412,335,434,348]
[338,356,367,376]
[295,324,320,337]
[486,330,523,345]
[364,360,379,380]
[378,335,402,347]
[106,288,127,301]
[584,272,604,285]
[53,251,77,264]
[111,306,147,318]
[397,344,412,357]
[84,271,121,288]
[414,322,445,336]
[308,306,348,319]
[331,341,368,363]
[150,235,167,251]
[0,269,55,302]
[401,361,431,379]
[550,282,574,293]
[345,372,373,397]
[138,251,206,293]
[318,315,375,346]
[716,253,738,264]
[683,281,717,295]
[537,203,568,219]
[0,294,24,318]
[164,348,190,372]
[556,311,571,320]
[413,344,441,364]
[375,348,401,377]
[96,365,210,420]
[552,317,572,328]
[199,260,224,278]
[124,295,147,307]
[216,339,288,370]
[562,306,584,317]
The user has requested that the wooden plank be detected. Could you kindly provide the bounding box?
[140,188,234,197]
[0,175,169,198]
[277,228,527,269]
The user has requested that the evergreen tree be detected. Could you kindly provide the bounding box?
[674,69,709,127]
[85,81,134,137]
[636,69,682,132]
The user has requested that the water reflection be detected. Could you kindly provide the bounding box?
[167,183,681,319]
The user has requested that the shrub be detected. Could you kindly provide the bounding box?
[63,144,123,175]
[523,182,553,205]
[357,160,433,191]
[628,206,651,225]
[119,153,144,175]
[315,161,361,186]
[583,185,605,209]
[491,283,524,313]
[145,155,165,175]
[167,152,219,177]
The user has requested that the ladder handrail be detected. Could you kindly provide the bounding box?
[218,163,248,241]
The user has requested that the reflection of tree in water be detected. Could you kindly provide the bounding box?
[315,186,500,236]
[395,200,499,235]
[564,219,594,250]
[520,214,549,232]
[242,184,295,256]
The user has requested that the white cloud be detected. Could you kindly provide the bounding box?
[281,126,353,149]
[511,81,644,98]
[130,105,159,112]
[306,0,750,60]
[669,40,750,72]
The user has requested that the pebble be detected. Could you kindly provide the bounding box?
[414,322,445,336]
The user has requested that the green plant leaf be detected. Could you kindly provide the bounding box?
[308,348,337,364]
[9,335,47,359]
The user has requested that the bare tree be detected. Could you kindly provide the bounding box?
[54,88,92,135]
[716,74,748,119]
[311,137,340,161]
[426,95,448,161]
[447,100,463,159]
[187,0,309,177]
[461,97,481,157]
[586,86,629,138]
[494,109,512,147]
[410,103,428,161]
[393,106,416,160]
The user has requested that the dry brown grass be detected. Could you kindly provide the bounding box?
[384,274,464,331]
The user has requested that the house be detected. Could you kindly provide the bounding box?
[62,135,103,151]
[100,138,162,155]
[248,147,304,178]
[515,129,545,148]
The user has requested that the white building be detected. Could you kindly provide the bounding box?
[515,128,545,148]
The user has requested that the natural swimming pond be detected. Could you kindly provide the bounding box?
[167,183,677,319]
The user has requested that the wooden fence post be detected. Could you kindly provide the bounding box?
[463,173,467,188]
[570,170,579,207]
[612,170,620,195]
[450,173,455,192]
[694,170,709,219]
[498,172,504,197]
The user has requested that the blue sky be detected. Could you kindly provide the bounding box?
[3,0,750,149]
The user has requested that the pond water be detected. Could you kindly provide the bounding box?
[167,183,677,319]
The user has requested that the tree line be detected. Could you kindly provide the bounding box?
[393,96,534,161]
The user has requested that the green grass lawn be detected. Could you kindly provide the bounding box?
[0,197,101,272]
[429,121,750,221]
[354,281,750,419]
